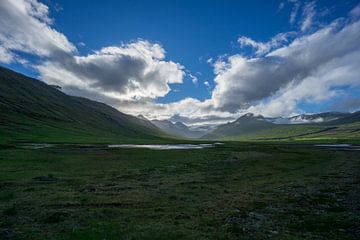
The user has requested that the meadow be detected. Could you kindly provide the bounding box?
[1,142,359,239]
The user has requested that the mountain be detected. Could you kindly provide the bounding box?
[202,113,275,139]
[151,119,206,138]
[326,111,360,125]
[288,112,351,124]
[0,66,167,144]
[203,112,360,141]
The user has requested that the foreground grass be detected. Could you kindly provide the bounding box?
[0,142,359,239]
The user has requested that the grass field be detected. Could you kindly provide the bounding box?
[1,142,359,239]
[219,122,360,144]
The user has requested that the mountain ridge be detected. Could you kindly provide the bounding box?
[151,119,206,138]
[0,66,168,144]
[202,111,360,141]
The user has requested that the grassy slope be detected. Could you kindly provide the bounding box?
[210,119,360,143]
[201,110,360,143]
[0,66,171,144]
[0,143,359,239]
[218,123,360,143]
[202,115,275,139]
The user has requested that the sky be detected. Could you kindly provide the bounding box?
[0,0,360,126]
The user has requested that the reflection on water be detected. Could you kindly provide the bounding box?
[314,144,360,151]
[21,143,53,149]
[19,143,220,150]
[315,144,351,147]
[108,144,214,150]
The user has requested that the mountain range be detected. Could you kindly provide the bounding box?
[151,119,207,139]
[0,66,168,144]
[1,66,359,143]
[202,112,360,141]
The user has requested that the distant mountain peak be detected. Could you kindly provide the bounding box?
[137,114,148,120]
[235,113,265,122]
[288,112,351,124]
[0,66,165,143]
[244,113,254,117]
[174,121,187,128]
[151,119,208,138]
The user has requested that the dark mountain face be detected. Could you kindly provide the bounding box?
[202,111,360,140]
[1,66,357,143]
[289,112,351,123]
[174,122,188,130]
[326,111,360,125]
[151,119,206,138]
[202,113,275,139]
[0,66,166,143]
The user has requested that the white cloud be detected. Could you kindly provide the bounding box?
[211,19,360,117]
[238,32,293,56]
[114,98,235,126]
[0,0,76,63]
[0,46,14,64]
[203,81,212,93]
[289,1,300,25]
[38,40,185,101]
[0,0,190,119]
[300,1,316,32]
[1,0,360,126]
[350,3,360,18]
[189,73,198,84]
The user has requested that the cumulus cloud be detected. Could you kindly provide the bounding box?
[0,0,75,63]
[238,32,293,56]
[211,18,360,116]
[1,0,360,126]
[0,0,184,102]
[114,97,235,126]
[38,40,185,100]
[0,46,14,64]
[350,3,360,18]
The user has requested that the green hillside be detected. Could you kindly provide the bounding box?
[203,112,360,143]
[217,121,360,143]
[151,119,206,138]
[202,113,275,139]
[0,66,168,144]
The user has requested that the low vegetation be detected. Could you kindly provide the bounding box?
[1,143,359,239]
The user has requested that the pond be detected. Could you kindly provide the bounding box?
[19,143,222,150]
[314,144,360,151]
[108,144,215,150]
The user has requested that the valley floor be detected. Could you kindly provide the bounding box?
[0,142,359,239]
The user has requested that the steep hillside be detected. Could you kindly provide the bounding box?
[202,113,275,139]
[151,119,205,138]
[326,111,360,125]
[203,112,360,142]
[0,66,167,144]
[289,112,351,123]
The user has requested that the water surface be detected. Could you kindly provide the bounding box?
[19,143,219,150]
[108,144,215,150]
[314,144,360,151]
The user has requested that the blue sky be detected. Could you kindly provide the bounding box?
[1,0,360,125]
[47,0,357,103]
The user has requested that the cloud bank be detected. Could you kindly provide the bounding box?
[1,0,360,126]
[38,41,185,101]
[212,18,360,117]
[0,0,75,63]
